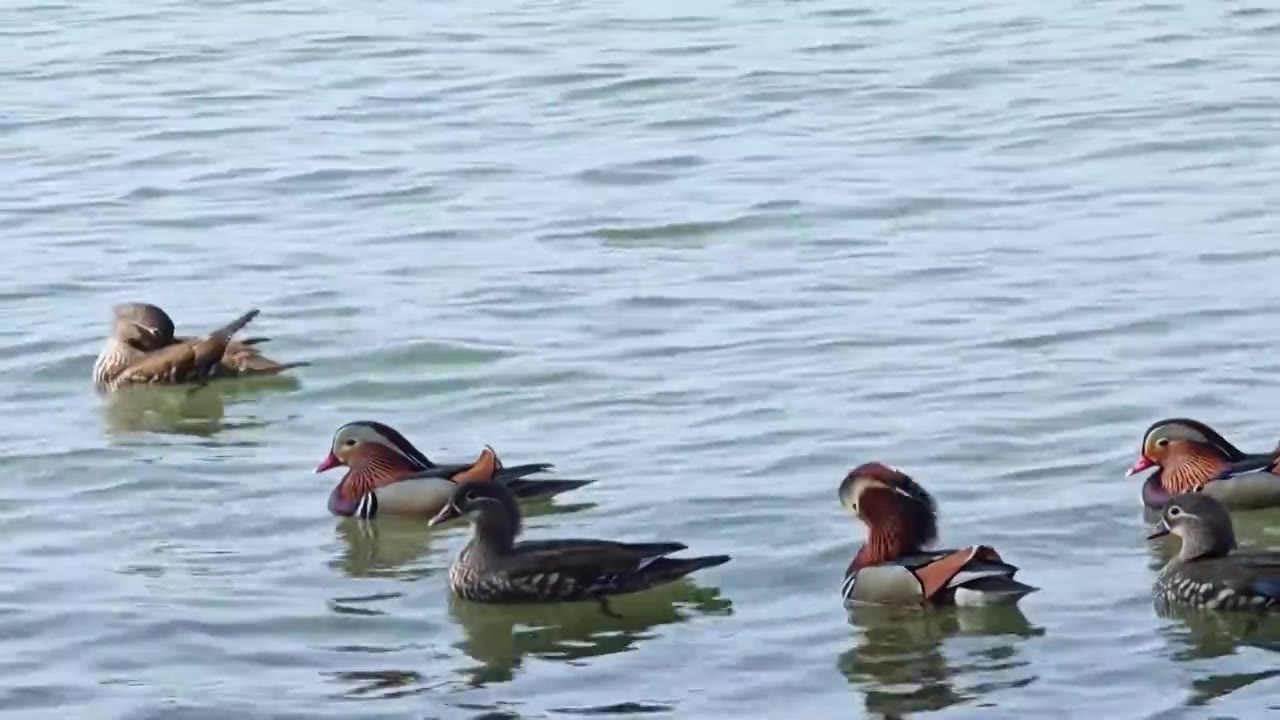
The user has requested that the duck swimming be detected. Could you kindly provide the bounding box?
[317,420,592,519]
[839,462,1036,608]
[94,302,305,390]
[1125,418,1280,511]
[1147,492,1280,611]
[429,478,730,616]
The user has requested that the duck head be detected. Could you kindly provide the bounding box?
[316,421,436,492]
[1147,491,1237,561]
[839,462,938,572]
[428,479,522,547]
[111,302,176,351]
[1126,418,1241,495]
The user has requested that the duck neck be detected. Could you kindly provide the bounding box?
[1160,447,1229,494]
[470,506,517,554]
[1177,526,1235,562]
[848,528,917,575]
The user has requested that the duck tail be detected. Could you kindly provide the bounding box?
[497,462,556,478]
[641,554,731,584]
[213,309,260,339]
[952,576,1038,607]
[505,476,594,500]
[255,360,311,374]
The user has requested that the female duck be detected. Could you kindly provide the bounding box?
[317,421,592,519]
[1147,492,1280,610]
[1125,418,1280,511]
[94,303,305,390]
[429,478,730,615]
[839,463,1036,608]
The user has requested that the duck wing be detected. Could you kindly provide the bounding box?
[170,329,306,378]
[845,546,1033,606]
[436,451,589,498]
[1211,451,1280,480]
[1226,552,1280,603]
[1203,452,1280,510]
[111,309,259,388]
[1176,554,1280,608]
[499,539,691,599]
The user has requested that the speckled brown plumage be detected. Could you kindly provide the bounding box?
[108,309,261,389]
[94,302,307,390]
[1149,493,1280,611]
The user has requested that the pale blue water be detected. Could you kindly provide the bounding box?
[5,1,1280,718]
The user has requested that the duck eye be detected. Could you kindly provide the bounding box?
[344,438,357,447]
[1155,438,1170,448]
[1168,506,1182,517]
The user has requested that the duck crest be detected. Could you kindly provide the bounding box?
[1145,418,1246,460]
[842,463,939,577]
[355,420,435,470]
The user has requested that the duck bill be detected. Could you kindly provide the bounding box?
[428,502,461,528]
[1125,454,1156,477]
[315,451,342,473]
[1145,520,1171,540]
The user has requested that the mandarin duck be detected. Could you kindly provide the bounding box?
[1147,492,1280,611]
[839,463,1036,608]
[428,478,730,616]
[1125,418,1280,512]
[94,302,306,390]
[317,421,593,519]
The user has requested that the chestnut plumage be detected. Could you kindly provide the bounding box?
[317,420,592,519]
[839,463,1035,608]
[1126,418,1280,511]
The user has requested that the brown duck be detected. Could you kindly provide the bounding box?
[93,302,305,390]
[839,463,1036,607]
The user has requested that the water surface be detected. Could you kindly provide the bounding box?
[5,1,1280,717]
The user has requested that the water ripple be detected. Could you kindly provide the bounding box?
[5,0,1280,717]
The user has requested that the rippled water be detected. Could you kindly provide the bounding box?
[6,1,1280,717]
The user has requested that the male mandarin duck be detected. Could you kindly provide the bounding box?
[1125,418,1280,512]
[317,420,593,520]
[1147,492,1280,610]
[94,302,306,390]
[428,477,729,616]
[839,463,1036,608]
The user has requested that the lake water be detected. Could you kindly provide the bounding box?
[5,1,1280,718]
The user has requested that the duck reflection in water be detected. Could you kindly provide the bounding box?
[99,377,296,437]
[1145,493,1280,706]
[838,605,1043,716]
[449,578,732,687]
[101,384,230,437]
[331,497,596,580]
[1155,602,1280,706]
